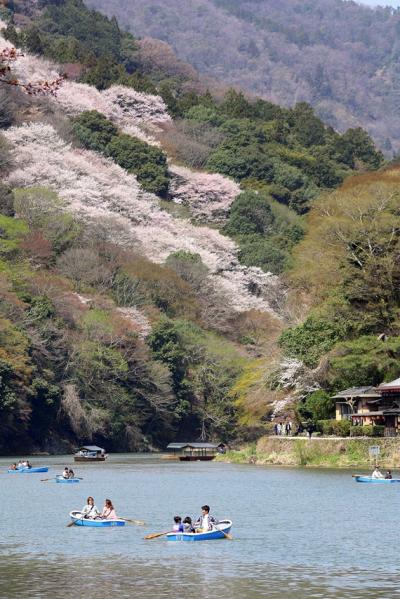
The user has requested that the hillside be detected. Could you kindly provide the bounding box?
[86,0,400,154]
[0,0,394,453]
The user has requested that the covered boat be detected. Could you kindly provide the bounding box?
[354,476,400,483]
[56,475,80,484]
[166,442,226,462]
[8,467,49,473]
[69,511,126,526]
[166,519,232,541]
[74,445,107,462]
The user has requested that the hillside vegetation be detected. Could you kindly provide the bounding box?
[0,0,396,453]
[86,0,400,154]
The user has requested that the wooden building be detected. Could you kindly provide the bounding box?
[334,377,400,435]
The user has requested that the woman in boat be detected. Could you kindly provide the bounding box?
[81,496,100,519]
[101,499,117,520]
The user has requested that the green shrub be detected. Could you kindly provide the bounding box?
[317,418,350,436]
[350,425,384,437]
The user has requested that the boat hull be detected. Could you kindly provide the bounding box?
[8,467,49,473]
[354,476,400,483]
[56,476,80,484]
[178,456,215,461]
[166,520,232,541]
[69,511,125,527]
[73,456,106,462]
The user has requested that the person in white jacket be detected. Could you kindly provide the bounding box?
[81,496,100,519]
[371,466,384,479]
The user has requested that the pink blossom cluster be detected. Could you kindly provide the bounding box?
[169,164,240,222]
[116,307,152,338]
[0,33,170,141]
[5,122,282,314]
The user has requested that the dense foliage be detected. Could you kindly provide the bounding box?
[87,0,400,153]
[280,169,400,418]
[72,110,170,196]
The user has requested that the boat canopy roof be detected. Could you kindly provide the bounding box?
[167,442,223,450]
[78,445,104,452]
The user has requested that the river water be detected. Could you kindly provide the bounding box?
[0,454,398,598]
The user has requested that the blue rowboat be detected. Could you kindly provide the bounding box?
[69,511,126,527]
[56,475,80,484]
[354,476,400,483]
[8,467,49,473]
[166,519,232,541]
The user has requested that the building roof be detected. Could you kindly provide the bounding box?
[166,442,222,450]
[351,411,383,417]
[78,445,104,452]
[332,386,380,399]
[379,378,400,392]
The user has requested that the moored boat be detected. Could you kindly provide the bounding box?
[354,476,400,483]
[166,519,232,541]
[56,475,80,484]
[8,467,49,473]
[69,511,126,527]
[73,445,107,462]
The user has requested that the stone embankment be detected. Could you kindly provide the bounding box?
[218,436,400,468]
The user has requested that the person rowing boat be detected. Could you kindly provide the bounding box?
[194,505,218,532]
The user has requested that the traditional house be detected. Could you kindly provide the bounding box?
[334,377,400,435]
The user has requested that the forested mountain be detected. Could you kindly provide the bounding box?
[0,0,397,453]
[86,0,400,154]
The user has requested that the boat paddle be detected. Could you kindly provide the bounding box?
[144,530,173,540]
[122,518,145,526]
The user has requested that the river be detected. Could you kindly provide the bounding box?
[0,454,398,598]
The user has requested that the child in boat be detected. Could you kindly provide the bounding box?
[81,496,100,519]
[9,463,17,470]
[172,516,184,532]
[183,516,194,533]
[194,505,218,531]
[101,499,118,520]
[385,470,393,479]
[68,468,75,479]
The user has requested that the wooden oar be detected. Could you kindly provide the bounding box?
[122,518,145,526]
[40,478,52,482]
[144,530,173,540]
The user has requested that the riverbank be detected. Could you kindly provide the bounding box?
[217,436,400,468]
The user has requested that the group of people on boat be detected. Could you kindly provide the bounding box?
[62,467,75,479]
[172,505,218,533]
[81,496,118,520]
[371,466,392,479]
[9,460,32,470]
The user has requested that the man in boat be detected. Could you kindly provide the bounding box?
[371,466,384,479]
[194,505,218,532]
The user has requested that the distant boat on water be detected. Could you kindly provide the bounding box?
[73,445,107,462]
[166,442,226,461]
